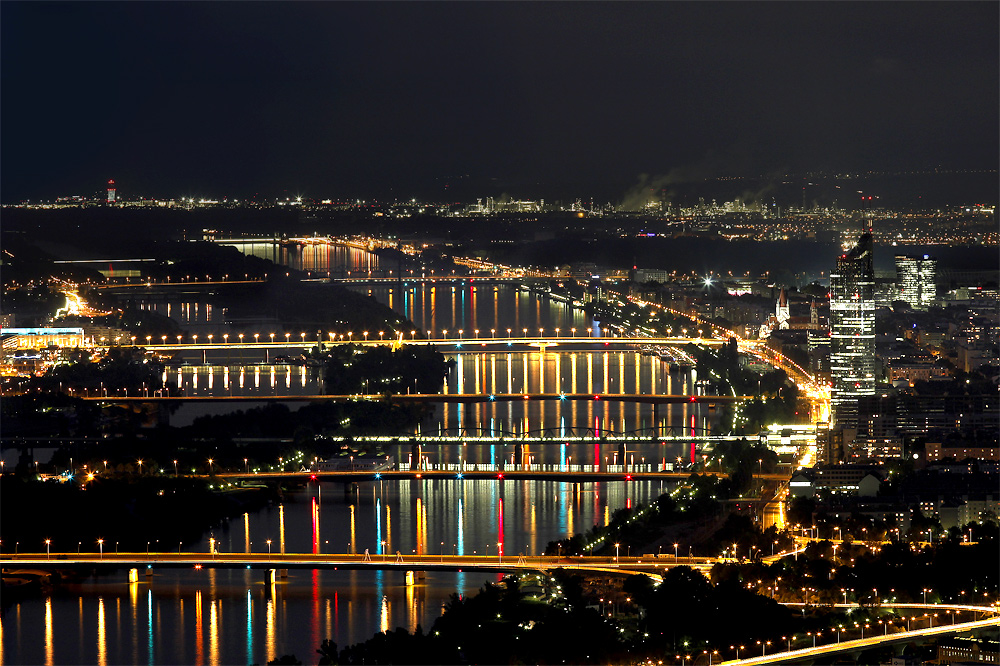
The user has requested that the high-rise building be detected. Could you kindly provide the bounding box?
[107,179,116,204]
[830,232,876,429]
[895,254,936,310]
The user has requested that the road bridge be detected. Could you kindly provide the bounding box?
[79,392,749,406]
[129,335,726,352]
[209,469,790,483]
[0,552,692,581]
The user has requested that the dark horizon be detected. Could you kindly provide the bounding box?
[2,2,997,203]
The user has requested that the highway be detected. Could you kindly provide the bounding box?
[724,610,999,665]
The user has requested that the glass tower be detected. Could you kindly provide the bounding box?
[830,232,875,428]
[895,254,936,310]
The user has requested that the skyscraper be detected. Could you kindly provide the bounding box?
[106,179,116,204]
[829,232,876,429]
[895,254,936,310]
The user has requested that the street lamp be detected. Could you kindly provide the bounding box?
[267,539,272,559]
[674,543,679,559]
[45,539,51,559]
[615,543,620,563]
[98,539,104,559]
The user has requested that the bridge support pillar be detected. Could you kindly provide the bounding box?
[266,569,277,584]
[128,568,139,583]
[280,569,288,578]
[146,567,153,578]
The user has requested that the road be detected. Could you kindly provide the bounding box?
[724,612,999,665]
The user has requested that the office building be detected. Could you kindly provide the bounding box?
[830,232,876,429]
[895,254,936,310]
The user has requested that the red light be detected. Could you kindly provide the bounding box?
[625,474,632,480]
[194,564,202,569]
[689,396,697,402]
[310,474,317,480]
[497,473,503,479]
[594,395,600,400]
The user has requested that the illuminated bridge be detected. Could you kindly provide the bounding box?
[80,392,749,406]
[0,552,691,581]
[207,469,790,483]
[129,335,728,352]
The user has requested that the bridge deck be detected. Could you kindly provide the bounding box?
[1,553,690,579]
[80,392,749,404]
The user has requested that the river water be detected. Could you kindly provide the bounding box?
[2,243,708,665]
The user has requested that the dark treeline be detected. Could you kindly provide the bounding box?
[316,344,453,395]
[690,340,800,432]
[545,437,781,558]
[0,475,278,553]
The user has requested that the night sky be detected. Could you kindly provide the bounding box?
[2,2,996,202]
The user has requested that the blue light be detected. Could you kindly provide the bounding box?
[374,473,382,479]
[488,394,496,401]
[559,394,567,401]
[456,473,464,479]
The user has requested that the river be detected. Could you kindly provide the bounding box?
[2,242,709,665]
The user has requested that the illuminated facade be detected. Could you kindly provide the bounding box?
[894,254,936,310]
[1,327,85,350]
[829,232,875,428]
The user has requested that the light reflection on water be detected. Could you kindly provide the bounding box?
[2,478,673,665]
[166,351,715,436]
